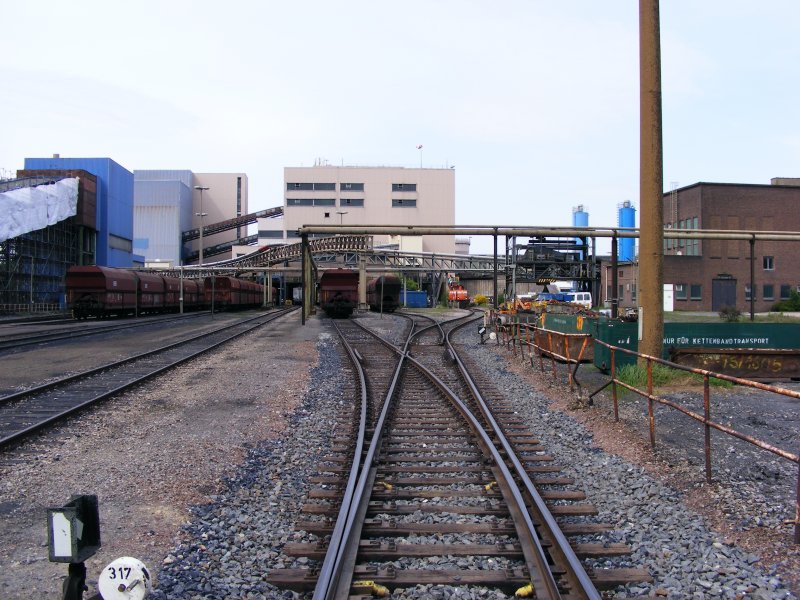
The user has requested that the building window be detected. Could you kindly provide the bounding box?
[606,285,613,301]
[745,284,756,301]
[341,198,364,207]
[392,183,417,192]
[286,182,335,191]
[324,212,330,218]
[690,284,702,300]
[675,284,687,300]
[618,284,624,301]
[763,285,774,300]
[780,284,792,299]
[287,198,335,206]
[341,183,364,191]
[109,234,133,252]
[618,270,624,278]
[631,283,637,302]
[258,230,284,238]
[763,256,774,270]
[392,199,417,207]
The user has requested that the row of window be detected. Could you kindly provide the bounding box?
[744,284,796,301]
[670,283,796,302]
[665,217,700,255]
[286,198,416,208]
[287,182,417,192]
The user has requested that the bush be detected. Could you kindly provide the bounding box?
[771,289,800,312]
[718,305,741,322]
[473,294,489,306]
[402,277,419,291]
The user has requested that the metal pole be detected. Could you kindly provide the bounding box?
[611,235,619,319]
[638,0,664,359]
[749,236,755,321]
[179,267,184,314]
[493,231,498,310]
[194,186,209,266]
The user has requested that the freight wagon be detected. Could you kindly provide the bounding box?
[367,275,402,313]
[319,269,359,318]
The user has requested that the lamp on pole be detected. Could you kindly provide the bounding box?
[336,211,348,225]
[194,186,209,265]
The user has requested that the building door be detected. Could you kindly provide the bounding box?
[712,278,737,311]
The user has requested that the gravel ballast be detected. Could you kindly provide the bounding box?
[1,310,798,599]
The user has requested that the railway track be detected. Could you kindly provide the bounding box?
[0,307,297,449]
[269,311,650,598]
[0,311,211,353]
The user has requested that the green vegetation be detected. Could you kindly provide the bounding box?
[615,363,733,390]
[473,294,489,306]
[401,277,419,291]
[771,289,800,312]
[663,311,800,323]
[718,305,741,322]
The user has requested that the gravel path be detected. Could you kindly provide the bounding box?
[1,310,798,599]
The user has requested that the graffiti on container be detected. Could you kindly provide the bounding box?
[692,353,783,374]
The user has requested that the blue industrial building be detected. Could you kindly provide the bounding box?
[24,156,139,267]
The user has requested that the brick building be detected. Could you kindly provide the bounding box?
[602,179,800,313]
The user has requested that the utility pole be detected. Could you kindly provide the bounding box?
[638,0,664,359]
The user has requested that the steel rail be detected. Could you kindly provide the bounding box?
[0,308,296,448]
[311,321,369,600]
[0,312,209,352]
[445,319,601,599]
[322,327,412,599]
[1,312,279,407]
[339,315,566,598]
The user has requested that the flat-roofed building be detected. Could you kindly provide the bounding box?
[258,165,456,254]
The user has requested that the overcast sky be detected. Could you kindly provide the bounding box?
[1,1,797,254]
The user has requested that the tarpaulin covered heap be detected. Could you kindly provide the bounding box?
[0,178,79,242]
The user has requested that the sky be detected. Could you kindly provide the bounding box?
[1,1,798,255]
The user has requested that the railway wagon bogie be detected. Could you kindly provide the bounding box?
[367,275,402,313]
[319,269,359,318]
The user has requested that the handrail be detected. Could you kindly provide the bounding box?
[589,338,800,544]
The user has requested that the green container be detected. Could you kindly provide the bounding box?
[593,321,800,371]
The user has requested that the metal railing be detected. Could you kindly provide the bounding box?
[0,303,62,315]
[589,338,800,544]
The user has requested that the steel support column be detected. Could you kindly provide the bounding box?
[638,0,664,359]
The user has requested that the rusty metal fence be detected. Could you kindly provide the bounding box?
[491,311,800,544]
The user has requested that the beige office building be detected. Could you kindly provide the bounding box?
[192,172,248,261]
[257,165,456,254]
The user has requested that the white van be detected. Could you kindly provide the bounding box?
[571,292,592,309]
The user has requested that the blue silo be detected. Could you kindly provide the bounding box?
[572,205,589,228]
[572,205,589,258]
[618,201,636,261]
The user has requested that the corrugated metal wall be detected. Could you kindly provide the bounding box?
[134,206,181,264]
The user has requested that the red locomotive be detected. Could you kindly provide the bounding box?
[448,283,470,308]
